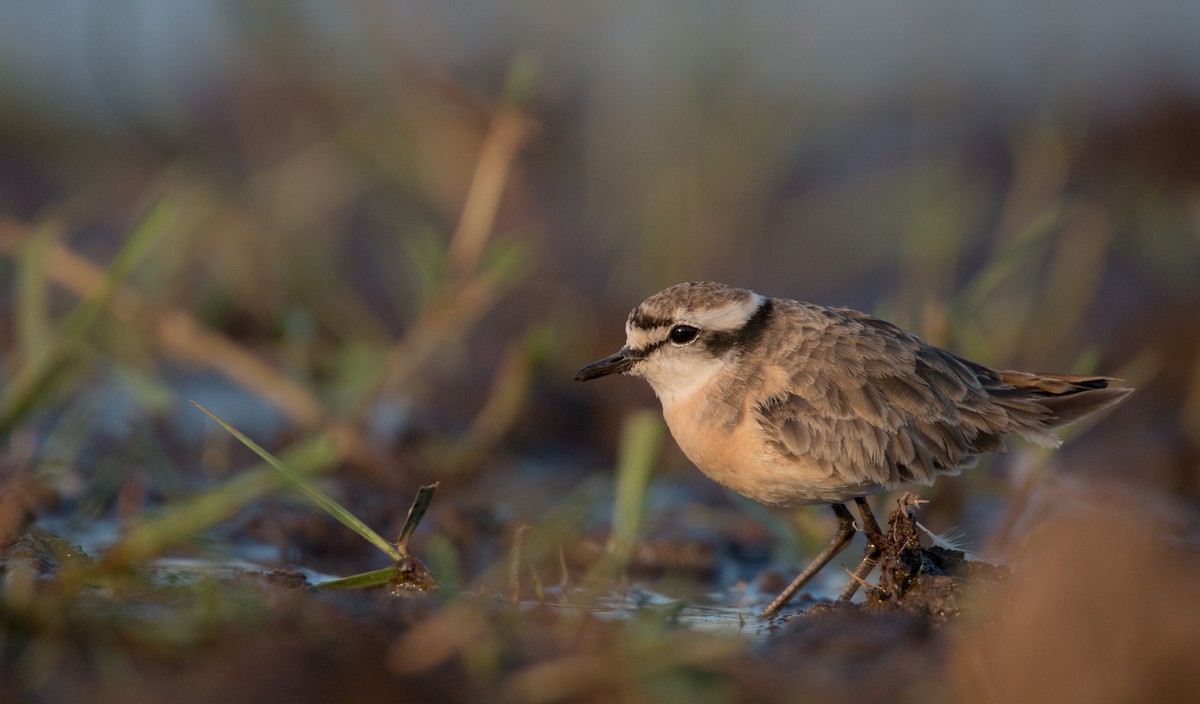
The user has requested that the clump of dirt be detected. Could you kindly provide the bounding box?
[862,496,1009,620]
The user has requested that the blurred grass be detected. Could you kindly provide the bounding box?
[1,5,1198,702]
[0,69,542,592]
[0,203,173,438]
[607,410,666,566]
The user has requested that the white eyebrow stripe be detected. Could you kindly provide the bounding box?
[683,293,764,331]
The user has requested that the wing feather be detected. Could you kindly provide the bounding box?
[755,306,1010,490]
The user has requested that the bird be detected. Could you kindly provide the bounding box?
[574,281,1132,618]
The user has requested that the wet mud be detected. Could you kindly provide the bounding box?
[0,498,1014,704]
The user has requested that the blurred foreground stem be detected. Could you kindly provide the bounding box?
[0,204,172,438]
[373,64,534,404]
[607,410,665,567]
[0,215,325,430]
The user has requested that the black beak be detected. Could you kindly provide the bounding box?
[574,347,641,381]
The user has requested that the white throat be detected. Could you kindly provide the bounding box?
[638,354,728,409]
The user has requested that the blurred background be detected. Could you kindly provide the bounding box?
[2,2,1200,702]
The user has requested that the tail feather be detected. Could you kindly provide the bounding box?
[992,370,1134,429]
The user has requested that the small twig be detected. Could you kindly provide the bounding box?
[556,542,570,593]
[842,564,873,591]
[529,565,544,602]
[509,523,532,603]
[898,492,929,512]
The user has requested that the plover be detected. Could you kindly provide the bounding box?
[575,281,1132,617]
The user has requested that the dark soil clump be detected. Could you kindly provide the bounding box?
[863,497,1009,621]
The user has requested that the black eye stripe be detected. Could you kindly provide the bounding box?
[629,339,666,358]
[630,299,773,357]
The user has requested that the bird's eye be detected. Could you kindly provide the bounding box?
[668,325,700,345]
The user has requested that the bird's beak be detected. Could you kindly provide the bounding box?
[574,347,641,381]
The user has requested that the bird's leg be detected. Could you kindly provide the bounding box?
[836,496,885,603]
[759,503,856,619]
[852,495,884,539]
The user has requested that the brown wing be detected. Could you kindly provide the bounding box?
[754,307,1022,489]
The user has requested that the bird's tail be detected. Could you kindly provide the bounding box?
[986,370,1133,446]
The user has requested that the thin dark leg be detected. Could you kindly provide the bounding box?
[853,496,883,537]
[836,497,884,603]
[759,503,856,619]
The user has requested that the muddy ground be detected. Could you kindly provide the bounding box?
[3,478,1199,704]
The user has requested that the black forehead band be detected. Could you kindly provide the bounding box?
[628,309,674,330]
[703,298,774,356]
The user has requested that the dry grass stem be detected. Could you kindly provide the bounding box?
[0,220,324,430]
[448,107,531,278]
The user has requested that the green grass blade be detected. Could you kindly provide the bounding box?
[314,555,437,594]
[313,567,399,590]
[607,410,665,566]
[191,402,402,561]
